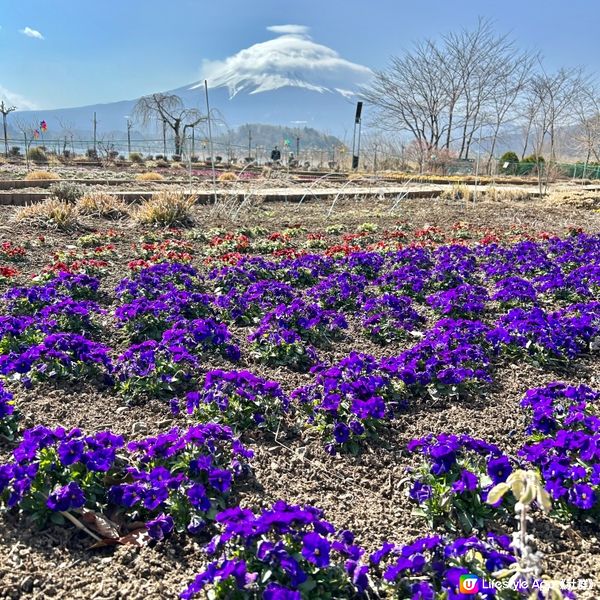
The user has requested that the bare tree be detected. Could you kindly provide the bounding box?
[571,82,600,168]
[363,39,450,152]
[363,18,534,168]
[485,52,535,169]
[0,101,16,157]
[526,65,587,161]
[134,93,206,156]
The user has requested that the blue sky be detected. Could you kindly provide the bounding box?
[1,0,598,110]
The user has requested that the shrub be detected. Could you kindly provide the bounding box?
[522,154,544,163]
[76,193,130,219]
[26,147,47,163]
[50,181,85,203]
[135,172,164,181]
[499,151,519,167]
[129,152,144,164]
[9,146,20,157]
[24,170,60,181]
[134,191,196,227]
[483,187,531,202]
[15,199,80,230]
[155,160,170,168]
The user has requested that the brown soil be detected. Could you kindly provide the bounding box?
[0,196,599,599]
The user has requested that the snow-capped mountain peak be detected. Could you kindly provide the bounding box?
[191,25,372,98]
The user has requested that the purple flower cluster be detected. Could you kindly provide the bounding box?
[4,272,100,315]
[278,253,336,287]
[343,251,384,280]
[292,352,406,453]
[360,294,424,343]
[427,283,489,317]
[370,533,518,599]
[0,333,113,387]
[115,318,240,399]
[394,319,493,395]
[519,383,600,515]
[110,424,253,538]
[183,369,289,431]
[375,263,431,298]
[215,280,296,325]
[208,257,277,293]
[0,382,18,439]
[488,307,586,363]
[116,263,203,301]
[407,433,513,531]
[492,276,538,305]
[249,299,346,371]
[181,501,368,599]
[306,272,367,310]
[0,422,252,539]
[115,290,215,340]
[0,426,124,518]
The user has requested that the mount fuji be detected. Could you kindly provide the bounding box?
[10,26,373,140]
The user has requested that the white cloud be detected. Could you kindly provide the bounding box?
[193,25,372,98]
[0,85,37,110]
[20,27,44,40]
[266,24,309,36]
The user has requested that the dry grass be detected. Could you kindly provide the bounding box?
[546,189,600,210]
[440,183,472,201]
[15,198,80,229]
[218,172,238,182]
[133,190,196,226]
[135,172,165,181]
[482,187,532,202]
[77,193,130,219]
[24,171,61,181]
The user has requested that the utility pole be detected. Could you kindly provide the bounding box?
[296,136,300,160]
[162,118,167,156]
[126,117,132,157]
[93,111,97,154]
[248,128,252,159]
[204,80,217,201]
[0,101,16,157]
[374,143,378,174]
[191,125,195,158]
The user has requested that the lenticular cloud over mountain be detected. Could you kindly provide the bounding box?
[193,25,372,97]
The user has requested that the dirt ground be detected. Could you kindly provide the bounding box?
[0,195,599,599]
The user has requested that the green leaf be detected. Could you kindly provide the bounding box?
[50,512,66,526]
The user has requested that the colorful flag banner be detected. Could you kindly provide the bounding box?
[33,129,40,139]
[40,120,47,132]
